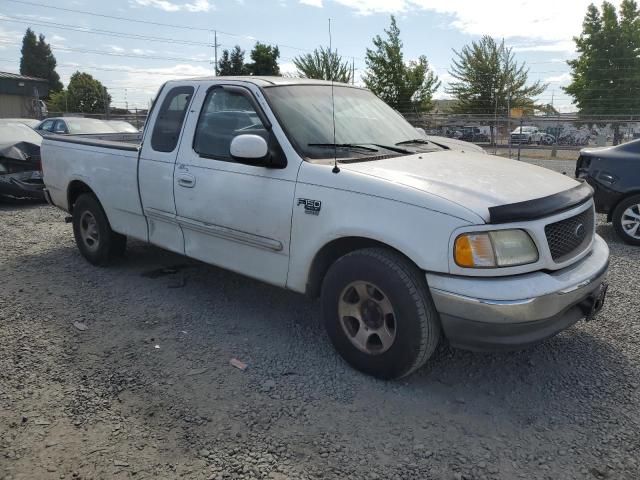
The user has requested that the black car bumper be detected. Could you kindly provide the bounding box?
[0,171,45,199]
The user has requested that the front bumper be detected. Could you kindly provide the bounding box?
[0,171,45,199]
[427,235,609,351]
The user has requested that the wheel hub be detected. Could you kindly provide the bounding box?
[621,204,640,239]
[338,281,397,355]
[79,211,100,252]
[361,299,384,330]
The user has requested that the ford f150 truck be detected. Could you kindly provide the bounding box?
[41,77,609,379]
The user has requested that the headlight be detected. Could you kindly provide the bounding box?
[454,229,538,268]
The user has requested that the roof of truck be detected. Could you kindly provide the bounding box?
[175,76,362,88]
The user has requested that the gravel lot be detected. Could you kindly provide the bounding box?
[1,158,639,480]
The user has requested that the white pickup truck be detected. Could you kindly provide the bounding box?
[42,77,609,379]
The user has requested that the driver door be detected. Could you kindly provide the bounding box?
[174,83,297,287]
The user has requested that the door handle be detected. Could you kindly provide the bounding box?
[176,173,196,188]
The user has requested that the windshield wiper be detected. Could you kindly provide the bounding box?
[308,143,379,152]
[395,138,431,146]
[365,143,413,154]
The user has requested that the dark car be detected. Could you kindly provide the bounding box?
[576,139,640,245]
[0,121,44,201]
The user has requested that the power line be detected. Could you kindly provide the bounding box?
[0,39,211,63]
[0,16,214,47]
[3,0,326,55]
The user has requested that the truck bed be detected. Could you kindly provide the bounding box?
[41,132,148,242]
[44,132,141,151]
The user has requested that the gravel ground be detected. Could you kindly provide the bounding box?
[1,158,639,480]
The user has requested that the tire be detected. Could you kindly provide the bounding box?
[72,193,127,266]
[321,248,441,379]
[612,194,640,246]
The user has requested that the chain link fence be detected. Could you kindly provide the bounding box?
[402,112,640,159]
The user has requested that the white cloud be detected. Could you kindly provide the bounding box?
[0,25,22,50]
[544,72,571,84]
[510,40,575,53]
[300,0,323,6]
[133,0,212,12]
[324,0,622,44]
[279,61,298,75]
[105,44,125,53]
[109,63,212,105]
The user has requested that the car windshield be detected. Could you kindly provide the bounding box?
[0,122,43,145]
[263,85,441,160]
[107,121,139,133]
[65,118,117,134]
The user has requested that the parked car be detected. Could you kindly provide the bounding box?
[0,121,44,200]
[35,117,118,135]
[576,139,640,245]
[510,126,542,144]
[106,120,140,133]
[1,118,41,128]
[42,77,609,379]
[460,126,490,143]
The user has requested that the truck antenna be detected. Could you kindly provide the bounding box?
[329,18,340,174]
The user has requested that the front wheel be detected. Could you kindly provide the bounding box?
[612,195,640,245]
[321,248,441,379]
[72,193,126,266]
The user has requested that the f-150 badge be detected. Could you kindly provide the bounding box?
[297,198,321,215]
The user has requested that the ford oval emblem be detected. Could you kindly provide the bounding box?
[575,223,586,239]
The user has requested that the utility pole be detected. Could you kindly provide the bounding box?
[493,86,499,154]
[352,57,355,85]
[103,86,109,119]
[212,30,219,76]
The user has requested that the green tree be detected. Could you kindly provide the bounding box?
[363,16,440,112]
[48,71,110,113]
[565,1,640,143]
[19,28,63,95]
[447,36,546,142]
[246,42,280,76]
[218,45,247,76]
[293,47,352,83]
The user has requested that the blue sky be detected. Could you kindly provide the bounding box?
[0,0,622,111]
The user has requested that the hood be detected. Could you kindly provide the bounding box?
[0,141,41,162]
[341,150,579,222]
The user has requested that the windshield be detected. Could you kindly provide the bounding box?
[107,121,139,133]
[263,85,440,160]
[65,118,117,134]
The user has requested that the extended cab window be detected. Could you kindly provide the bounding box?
[193,88,267,161]
[151,86,194,153]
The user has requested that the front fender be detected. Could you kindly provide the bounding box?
[286,180,473,293]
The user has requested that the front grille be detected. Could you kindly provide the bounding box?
[545,206,595,262]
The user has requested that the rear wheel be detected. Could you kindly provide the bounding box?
[72,193,126,265]
[612,195,640,246]
[321,248,441,379]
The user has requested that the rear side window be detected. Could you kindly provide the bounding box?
[151,86,194,153]
[53,120,67,134]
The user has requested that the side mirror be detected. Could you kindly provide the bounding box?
[415,127,427,138]
[230,134,269,165]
